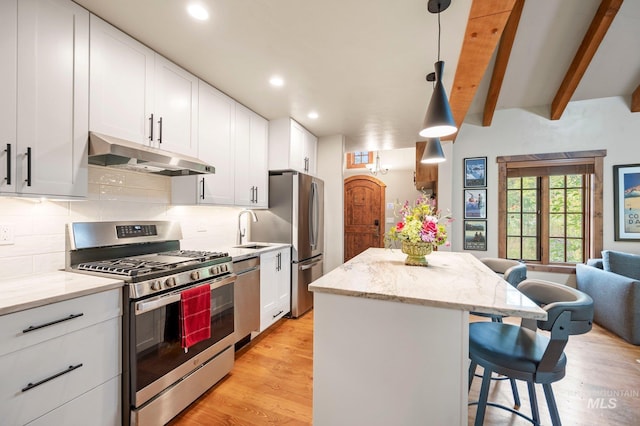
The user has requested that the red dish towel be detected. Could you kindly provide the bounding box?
[180,284,211,351]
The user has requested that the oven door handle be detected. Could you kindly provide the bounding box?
[135,274,236,315]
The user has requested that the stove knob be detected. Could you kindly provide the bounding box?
[190,271,200,281]
[150,280,162,291]
[221,264,228,272]
[165,277,176,288]
[210,266,219,275]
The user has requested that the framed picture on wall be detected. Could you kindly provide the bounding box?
[464,189,487,219]
[464,220,487,251]
[464,157,487,187]
[614,164,640,241]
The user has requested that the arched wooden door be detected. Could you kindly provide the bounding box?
[344,175,386,262]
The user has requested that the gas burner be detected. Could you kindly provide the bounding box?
[160,250,229,261]
[78,259,154,277]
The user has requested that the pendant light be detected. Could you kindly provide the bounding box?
[420,138,446,163]
[419,0,457,138]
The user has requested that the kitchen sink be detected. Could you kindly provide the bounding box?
[233,244,271,250]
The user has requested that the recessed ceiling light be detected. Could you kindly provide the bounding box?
[269,76,284,87]
[187,4,209,21]
[308,111,319,119]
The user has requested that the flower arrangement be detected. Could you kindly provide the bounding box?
[387,195,452,247]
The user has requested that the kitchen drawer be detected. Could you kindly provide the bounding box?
[0,289,121,357]
[27,376,120,426]
[0,317,121,425]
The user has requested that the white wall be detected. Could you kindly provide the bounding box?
[448,96,640,282]
[0,165,242,279]
[317,135,345,274]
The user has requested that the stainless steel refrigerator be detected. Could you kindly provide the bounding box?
[251,171,324,318]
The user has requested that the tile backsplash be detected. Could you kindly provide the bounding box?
[0,165,243,279]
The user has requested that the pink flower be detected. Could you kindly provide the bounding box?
[396,222,404,231]
[423,221,437,234]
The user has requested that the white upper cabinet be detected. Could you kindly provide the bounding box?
[269,117,318,175]
[198,81,235,204]
[89,15,154,147]
[0,1,17,193]
[153,56,199,157]
[172,81,235,205]
[234,104,268,208]
[89,16,198,157]
[1,0,88,198]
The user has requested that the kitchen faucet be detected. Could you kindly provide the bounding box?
[237,209,258,245]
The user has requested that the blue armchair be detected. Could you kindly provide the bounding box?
[576,251,640,345]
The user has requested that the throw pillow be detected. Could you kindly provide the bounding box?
[602,250,640,280]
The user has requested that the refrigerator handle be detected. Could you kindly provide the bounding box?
[310,182,318,249]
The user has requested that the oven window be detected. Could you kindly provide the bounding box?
[133,282,234,392]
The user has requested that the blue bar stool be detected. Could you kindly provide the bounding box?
[468,279,594,425]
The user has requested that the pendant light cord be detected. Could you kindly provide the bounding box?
[437,4,441,62]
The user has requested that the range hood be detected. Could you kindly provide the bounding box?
[88,132,214,176]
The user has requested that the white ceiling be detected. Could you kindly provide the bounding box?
[73,0,640,152]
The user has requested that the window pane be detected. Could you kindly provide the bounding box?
[567,214,583,238]
[507,177,521,190]
[566,238,583,263]
[522,213,537,236]
[507,237,521,259]
[549,238,565,262]
[567,174,582,188]
[549,214,565,237]
[522,237,538,260]
[550,189,565,213]
[566,189,582,212]
[522,190,537,212]
[550,175,564,188]
[522,177,537,189]
[507,191,521,212]
[507,214,521,236]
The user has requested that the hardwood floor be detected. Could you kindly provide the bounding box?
[170,310,640,425]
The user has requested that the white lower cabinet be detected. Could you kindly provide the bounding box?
[260,248,291,332]
[0,289,122,425]
[27,373,120,426]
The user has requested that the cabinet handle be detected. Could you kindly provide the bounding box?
[21,363,83,393]
[254,186,258,203]
[158,116,163,144]
[4,143,10,185]
[149,114,154,142]
[200,177,205,200]
[304,157,309,172]
[22,313,84,333]
[272,310,284,319]
[25,147,32,186]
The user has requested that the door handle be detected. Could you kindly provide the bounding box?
[374,219,380,237]
[25,147,32,186]
[149,114,154,142]
[157,116,163,144]
[4,143,10,185]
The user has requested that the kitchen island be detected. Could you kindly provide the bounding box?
[309,248,547,426]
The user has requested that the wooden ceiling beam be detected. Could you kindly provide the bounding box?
[482,0,525,127]
[550,0,624,120]
[632,84,640,112]
[445,0,516,141]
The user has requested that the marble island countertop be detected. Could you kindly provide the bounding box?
[0,271,123,316]
[309,248,547,320]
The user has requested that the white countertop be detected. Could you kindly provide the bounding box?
[225,242,291,261]
[0,271,124,316]
[309,248,547,320]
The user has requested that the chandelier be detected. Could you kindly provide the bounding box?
[367,151,389,176]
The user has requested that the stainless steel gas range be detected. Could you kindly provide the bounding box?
[65,221,236,426]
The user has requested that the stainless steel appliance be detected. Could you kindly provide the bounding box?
[250,171,324,317]
[65,221,235,426]
[232,256,260,348]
